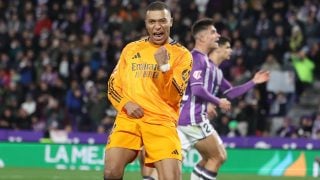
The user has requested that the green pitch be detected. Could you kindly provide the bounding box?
[0,167,314,180]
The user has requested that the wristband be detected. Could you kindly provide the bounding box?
[159,63,170,72]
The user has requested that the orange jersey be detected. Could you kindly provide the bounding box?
[107,38,192,125]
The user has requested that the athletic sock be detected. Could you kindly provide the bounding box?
[143,176,155,180]
[201,168,217,180]
[313,160,319,177]
[191,164,203,180]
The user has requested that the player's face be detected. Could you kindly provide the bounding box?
[220,42,232,60]
[145,9,173,45]
[204,26,220,49]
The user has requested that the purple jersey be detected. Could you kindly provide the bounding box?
[179,50,255,126]
[179,50,219,125]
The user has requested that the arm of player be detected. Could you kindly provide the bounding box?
[192,85,231,111]
[107,47,144,118]
[222,70,269,99]
[222,79,255,99]
[107,46,131,112]
[154,49,193,107]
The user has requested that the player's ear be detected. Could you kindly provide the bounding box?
[169,17,173,27]
[197,31,206,42]
[215,48,221,54]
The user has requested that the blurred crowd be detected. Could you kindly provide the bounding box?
[0,0,319,139]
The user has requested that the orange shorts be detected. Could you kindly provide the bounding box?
[106,116,182,165]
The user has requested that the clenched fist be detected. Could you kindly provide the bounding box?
[154,46,169,67]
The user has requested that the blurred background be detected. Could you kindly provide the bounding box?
[0,0,319,179]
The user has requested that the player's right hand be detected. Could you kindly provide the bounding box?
[219,98,231,112]
[124,101,144,119]
[154,46,169,66]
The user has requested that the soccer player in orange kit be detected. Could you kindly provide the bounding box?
[104,1,193,180]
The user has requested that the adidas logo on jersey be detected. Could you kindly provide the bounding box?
[132,52,141,59]
[171,149,179,155]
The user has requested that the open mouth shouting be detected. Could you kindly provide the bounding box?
[213,37,219,48]
[152,32,165,44]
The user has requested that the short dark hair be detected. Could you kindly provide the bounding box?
[146,1,170,13]
[191,18,214,37]
[217,36,231,46]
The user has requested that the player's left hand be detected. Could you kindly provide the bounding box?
[154,46,169,66]
[123,101,144,119]
[252,70,270,84]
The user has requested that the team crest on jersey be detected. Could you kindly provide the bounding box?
[193,70,202,80]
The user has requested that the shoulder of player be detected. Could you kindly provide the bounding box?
[192,51,207,61]
[168,39,188,51]
[167,40,192,60]
[125,38,148,49]
[122,38,149,54]
[191,51,209,67]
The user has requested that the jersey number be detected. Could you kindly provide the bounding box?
[200,120,213,136]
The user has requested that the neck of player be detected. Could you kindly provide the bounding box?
[209,53,223,65]
[194,44,210,55]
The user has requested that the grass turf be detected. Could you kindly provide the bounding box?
[0,167,315,180]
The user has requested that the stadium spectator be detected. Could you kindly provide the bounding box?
[297,115,314,138]
[312,113,320,139]
[290,47,315,97]
[276,117,298,138]
[0,107,14,129]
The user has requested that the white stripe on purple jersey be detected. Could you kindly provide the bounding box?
[179,50,221,126]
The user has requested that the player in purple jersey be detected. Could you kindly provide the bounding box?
[178,29,270,180]
[178,18,229,180]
